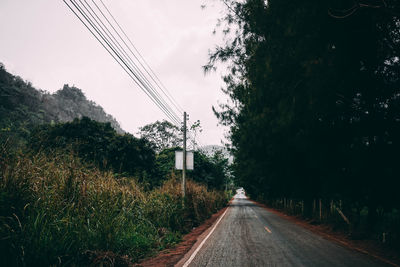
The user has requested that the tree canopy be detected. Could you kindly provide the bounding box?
[30,117,156,182]
[137,120,182,152]
[208,0,400,218]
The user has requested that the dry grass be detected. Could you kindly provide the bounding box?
[0,150,229,266]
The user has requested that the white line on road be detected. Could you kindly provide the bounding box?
[182,207,229,267]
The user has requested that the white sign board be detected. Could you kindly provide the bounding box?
[175,151,194,170]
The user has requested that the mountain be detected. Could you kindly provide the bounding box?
[0,62,123,139]
[41,85,123,133]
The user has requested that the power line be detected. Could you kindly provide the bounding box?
[86,0,182,120]
[64,0,182,126]
[64,0,180,126]
[97,0,184,114]
[79,0,181,125]
[76,0,181,124]
[65,0,208,150]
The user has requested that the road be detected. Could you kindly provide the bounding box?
[177,190,391,267]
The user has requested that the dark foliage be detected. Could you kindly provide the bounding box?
[27,117,230,190]
[29,117,156,183]
[155,147,229,190]
[209,0,400,243]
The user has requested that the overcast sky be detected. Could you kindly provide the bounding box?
[0,0,229,146]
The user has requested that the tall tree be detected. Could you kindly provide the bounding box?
[138,120,182,152]
[207,0,400,219]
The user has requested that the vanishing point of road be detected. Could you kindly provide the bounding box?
[177,190,392,267]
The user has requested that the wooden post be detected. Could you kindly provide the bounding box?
[182,112,187,200]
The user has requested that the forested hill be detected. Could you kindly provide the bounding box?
[0,62,123,135]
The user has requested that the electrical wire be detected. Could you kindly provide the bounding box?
[98,0,184,114]
[64,1,180,123]
[64,0,182,126]
[64,0,208,149]
[70,0,180,125]
[87,0,182,119]
[77,0,181,124]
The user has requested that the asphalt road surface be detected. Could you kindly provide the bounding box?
[178,189,391,267]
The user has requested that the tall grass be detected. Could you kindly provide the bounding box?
[0,150,229,266]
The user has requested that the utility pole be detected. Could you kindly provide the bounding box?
[182,111,187,199]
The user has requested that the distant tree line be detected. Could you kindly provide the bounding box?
[208,0,400,242]
[28,117,230,190]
